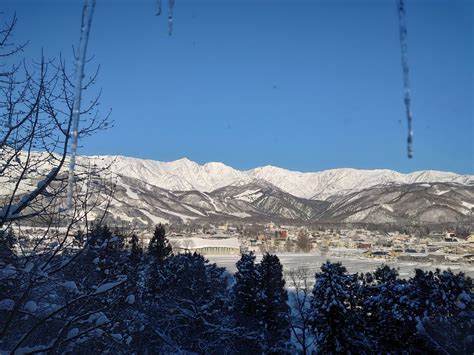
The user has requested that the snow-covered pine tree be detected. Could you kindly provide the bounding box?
[309,261,359,354]
[232,252,262,353]
[145,252,233,353]
[373,264,399,284]
[147,224,172,262]
[256,253,291,353]
[416,269,474,353]
[146,224,172,298]
[234,252,259,317]
[363,266,434,353]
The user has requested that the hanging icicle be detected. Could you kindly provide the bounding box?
[155,0,176,35]
[396,0,413,159]
[156,0,162,16]
[66,0,96,210]
[168,0,175,36]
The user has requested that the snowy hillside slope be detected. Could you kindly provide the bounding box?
[2,152,473,225]
[83,155,473,200]
[316,182,474,224]
[92,178,474,225]
[86,176,330,226]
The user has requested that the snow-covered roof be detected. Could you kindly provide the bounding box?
[171,237,241,250]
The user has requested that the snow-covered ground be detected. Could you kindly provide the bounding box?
[208,253,474,280]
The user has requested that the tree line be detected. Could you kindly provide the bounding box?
[1,224,472,353]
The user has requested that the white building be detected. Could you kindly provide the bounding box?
[170,237,241,255]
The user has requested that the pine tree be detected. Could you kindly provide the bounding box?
[147,224,172,262]
[88,224,113,248]
[362,265,413,352]
[416,269,474,353]
[309,261,359,354]
[234,252,259,317]
[0,228,16,261]
[146,252,232,353]
[129,233,142,262]
[373,264,399,284]
[232,252,262,352]
[257,253,291,353]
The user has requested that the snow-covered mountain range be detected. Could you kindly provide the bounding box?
[70,155,473,225]
[2,152,473,225]
[85,155,473,201]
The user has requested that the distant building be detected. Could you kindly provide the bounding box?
[364,251,392,259]
[170,237,241,255]
[357,242,372,250]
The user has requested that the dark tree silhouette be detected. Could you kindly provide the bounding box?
[257,253,291,353]
[147,224,172,262]
[129,233,142,262]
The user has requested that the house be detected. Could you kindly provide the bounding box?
[364,251,392,259]
[462,254,474,264]
[445,232,458,242]
[357,242,372,250]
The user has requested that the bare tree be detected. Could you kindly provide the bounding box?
[287,267,315,355]
[296,230,311,252]
[0,6,136,353]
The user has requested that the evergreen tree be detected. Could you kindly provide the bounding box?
[0,228,16,261]
[129,233,142,262]
[416,269,474,353]
[147,224,172,262]
[373,264,399,284]
[362,265,417,352]
[234,252,259,317]
[309,261,359,354]
[232,252,262,353]
[88,224,113,248]
[146,252,232,353]
[256,253,291,353]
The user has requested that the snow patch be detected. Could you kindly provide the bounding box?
[61,281,79,292]
[94,279,126,295]
[0,299,15,311]
[227,212,252,218]
[24,301,38,313]
[126,294,135,305]
[381,204,394,212]
[67,328,79,339]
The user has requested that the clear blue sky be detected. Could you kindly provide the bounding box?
[4,0,473,174]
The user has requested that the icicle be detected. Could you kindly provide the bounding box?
[168,0,175,36]
[397,0,413,159]
[66,0,96,210]
[155,0,176,35]
[156,0,162,16]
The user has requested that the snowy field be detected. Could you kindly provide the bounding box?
[208,253,474,280]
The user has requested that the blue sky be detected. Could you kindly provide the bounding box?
[4,0,473,174]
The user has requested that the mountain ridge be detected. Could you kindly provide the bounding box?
[2,152,473,225]
[82,154,473,201]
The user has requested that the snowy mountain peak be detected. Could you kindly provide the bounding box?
[172,157,196,165]
[80,154,473,200]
